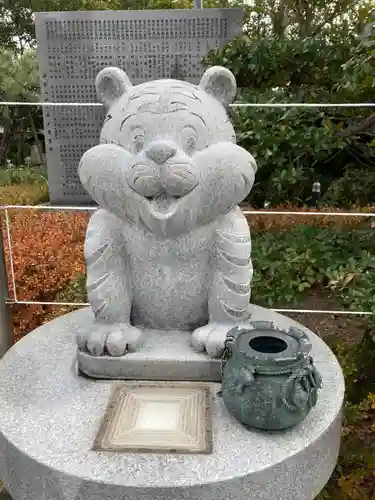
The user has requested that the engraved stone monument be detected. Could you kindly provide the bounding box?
[0,65,344,500]
[34,9,243,205]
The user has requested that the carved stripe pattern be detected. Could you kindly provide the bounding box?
[221,274,250,295]
[214,212,253,323]
[85,241,110,266]
[84,210,131,323]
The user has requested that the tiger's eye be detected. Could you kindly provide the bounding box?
[181,125,198,154]
[131,127,146,153]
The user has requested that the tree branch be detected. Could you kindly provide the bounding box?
[337,113,375,138]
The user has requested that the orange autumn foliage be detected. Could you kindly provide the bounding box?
[245,203,375,232]
[2,209,89,341]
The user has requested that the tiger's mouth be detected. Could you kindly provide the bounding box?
[145,192,181,219]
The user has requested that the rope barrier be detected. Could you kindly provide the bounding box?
[0,101,374,108]
[1,204,373,314]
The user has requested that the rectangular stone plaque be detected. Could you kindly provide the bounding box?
[93,381,213,454]
[34,8,243,205]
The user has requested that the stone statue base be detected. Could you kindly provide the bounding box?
[0,306,344,500]
[77,314,222,381]
[76,304,329,382]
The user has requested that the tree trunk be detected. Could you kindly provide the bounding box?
[295,0,314,38]
[0,131,11,166]
[29,112,47,168]
[271,0,288,38]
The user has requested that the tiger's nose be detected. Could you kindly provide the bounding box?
[145,142,176,165]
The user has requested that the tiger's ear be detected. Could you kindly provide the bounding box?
[199,66,236,107]
[96,67,133,109]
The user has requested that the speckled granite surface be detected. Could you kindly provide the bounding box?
[77,66,257,361]
[0,306,344,500]
[77,321,222,381]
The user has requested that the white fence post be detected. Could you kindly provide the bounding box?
[0,227,12,358]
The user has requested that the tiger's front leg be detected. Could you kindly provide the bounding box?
[76,209,142,357]
[191,207,253,358]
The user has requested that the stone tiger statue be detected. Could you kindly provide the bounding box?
[77,65,257,359]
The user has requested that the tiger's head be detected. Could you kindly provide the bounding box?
[79,66,256,237]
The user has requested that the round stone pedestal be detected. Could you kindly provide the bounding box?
[0,306,344,500]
